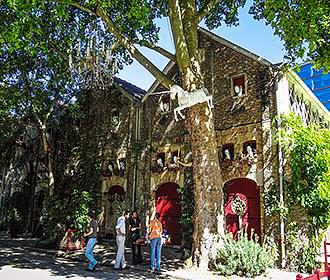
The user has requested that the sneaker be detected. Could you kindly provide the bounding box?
[85,268,94,272]
[155,270,161,275]
[114,267,121,271]
[122,266,130,270]
[92,263,98,271]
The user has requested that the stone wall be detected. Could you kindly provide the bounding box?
[138,31,279,244]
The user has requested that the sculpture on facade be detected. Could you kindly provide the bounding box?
[170,85,214,121]
[157,157,164,169]
[224,149,231,160]
[176,151,193,167]
[108,162,114,176]
[241,145,257,165]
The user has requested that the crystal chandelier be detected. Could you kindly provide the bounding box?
[68,38,117,90]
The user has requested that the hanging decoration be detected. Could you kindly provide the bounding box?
[68,36,117,90]
[169,85,214,121]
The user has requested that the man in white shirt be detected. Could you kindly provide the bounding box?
[114,210,129,270]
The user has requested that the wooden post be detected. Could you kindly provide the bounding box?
[66,229,71,252]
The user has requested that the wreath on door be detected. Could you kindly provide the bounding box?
[231,195,247,216]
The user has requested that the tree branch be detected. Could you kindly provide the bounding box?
[196,0,224,23]
[144,45,177,62]
[96,8,175,89]
[53,0,97,17]
[168,0,191,72]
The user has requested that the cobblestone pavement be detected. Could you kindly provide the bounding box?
[0,243,178,280]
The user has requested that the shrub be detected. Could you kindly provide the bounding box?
[42,190,92,245]
[213,230,275,277]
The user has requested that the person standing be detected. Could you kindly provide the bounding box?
[114,210,129,270]
[129,211,144,265]
[149,212,163,274]
[84,211,98,271]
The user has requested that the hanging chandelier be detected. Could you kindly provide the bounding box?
[68,37,117,90]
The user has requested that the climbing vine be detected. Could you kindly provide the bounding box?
[278,114,330,232]
[277,114,330,271]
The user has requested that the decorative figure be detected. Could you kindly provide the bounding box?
[156,157,164,169]
[246,145,254,158]
[224,149,231,160]
[159,95,171,113]
[170,85,214,121]
[234,85,243,97]
[118,159,125,176]
[108,162,114,176]
[241,145,257,165]
[176,151,193,167]
[231,195,247,230]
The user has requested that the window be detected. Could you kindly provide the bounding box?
[243,141,256,156]
[231,74,246,97]
[171,150,179,164]
[159,94,171,114]
[156,153,166,169]
[222,144,234,161]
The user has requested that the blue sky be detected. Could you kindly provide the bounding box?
[118,1,286,91]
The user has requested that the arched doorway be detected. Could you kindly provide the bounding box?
[156,182,181,245]
[224,178,261,240]
[105,185,126,237]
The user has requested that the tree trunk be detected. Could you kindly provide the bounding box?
[39,124,55,197]
[186,101,225,270]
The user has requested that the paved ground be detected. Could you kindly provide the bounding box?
[0,243,176,280]
[0,232,301,280]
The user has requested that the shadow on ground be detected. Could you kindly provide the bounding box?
[0,231,183,280]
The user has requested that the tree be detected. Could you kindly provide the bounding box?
[250,0,330,71]
[1,0,328,270]
[0,4,80,198]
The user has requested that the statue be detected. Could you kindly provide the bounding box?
[244,145,257,164]
[108,162,114,176]
[157,157,164,169]
[224,149,231,160]
[119,161,125,171]
[170,85,213,121]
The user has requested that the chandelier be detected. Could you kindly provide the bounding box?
[68,38,117,90]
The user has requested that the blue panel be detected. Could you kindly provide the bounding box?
[296,63,330,112]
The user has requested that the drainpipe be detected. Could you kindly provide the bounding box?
[276,74,287,268]
[132,106,141,210]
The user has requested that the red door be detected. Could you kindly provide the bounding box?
[156,183,181,245]
[224,178,261,240]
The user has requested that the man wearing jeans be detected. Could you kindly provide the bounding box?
[84,212,98,271]
[149,212,163,274]
[114,210,129,270]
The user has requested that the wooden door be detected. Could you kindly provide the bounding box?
[156,183,181,245]
[224,178,261,240]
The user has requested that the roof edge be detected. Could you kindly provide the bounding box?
[198,27,273,67]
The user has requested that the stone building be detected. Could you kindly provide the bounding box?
[1,28,329,260]
[128,27,330,251]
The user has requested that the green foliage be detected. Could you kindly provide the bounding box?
[42,189,93,244]
[263,184,289,218]
[8,208,22,238]
[214,230,275,277]
[278,114,330,231]
[250,0,330,71]
[285,222,317,273]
